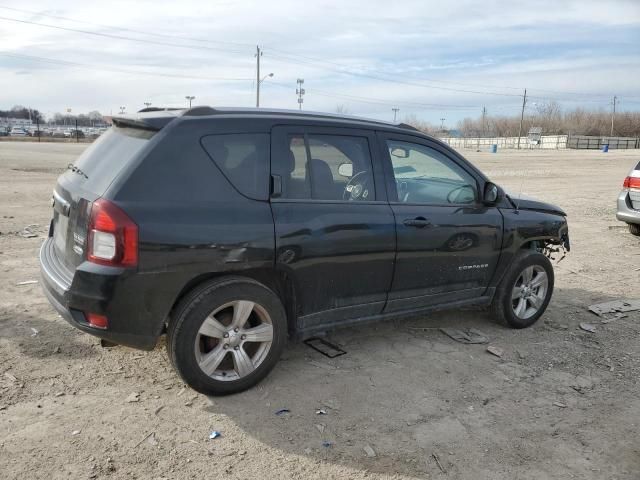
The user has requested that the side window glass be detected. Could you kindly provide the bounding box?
[201,133,270,200]
[387,140,476,204]
[306,135,374,201]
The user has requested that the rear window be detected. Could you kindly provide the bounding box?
[68,126,154,194]
[201,133,270,200]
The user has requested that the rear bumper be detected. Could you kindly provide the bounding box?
[616,190,640,225]
[39,238,159,350]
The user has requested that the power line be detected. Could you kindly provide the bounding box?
[0,15,249,54]
[0,5,255,49]
[265,47,615,99]
[0,51,253,82]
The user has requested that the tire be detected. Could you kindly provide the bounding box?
[167,277,287,395]
[490,250,555,329]
[629,223,640,236]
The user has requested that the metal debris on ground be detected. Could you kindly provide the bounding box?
[275,408,290,416]
[315,409,327,415]
[363,444,376,457]
[30,328,39,337]
[17,280,38,286]
[440,328,489,344]
[486,346,504,358]
[432,453,447,473]
[125,392,140,403]
[304,337,347,358]
[209,431,221,440]
[579,323,597,333]
[588,299,640,316]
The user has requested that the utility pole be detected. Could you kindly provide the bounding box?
[481,106,487,137]
[610,95,617,137]
[392,107,399,122]
[296,78,305,110]
[440,118,446,131]
[255,45,262,108]
[517,88,527,150]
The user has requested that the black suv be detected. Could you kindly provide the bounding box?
[40,107,570,395]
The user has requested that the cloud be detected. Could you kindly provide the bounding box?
[0,0,638,122]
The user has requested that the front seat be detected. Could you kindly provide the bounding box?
[306,158,336,199]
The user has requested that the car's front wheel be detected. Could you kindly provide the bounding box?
[491,250,555,328]
[167,277,287,395]
[628,223,640,236]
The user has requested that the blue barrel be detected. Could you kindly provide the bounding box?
[602,144,609,153]
[490,144,497,153]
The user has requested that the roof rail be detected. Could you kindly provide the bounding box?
[137,107,183,113]
[183,106,217,116]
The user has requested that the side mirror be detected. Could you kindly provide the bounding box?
[483,182,501,204]
[338,163,353,177]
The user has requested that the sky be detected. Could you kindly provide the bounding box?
[0,0,639,125]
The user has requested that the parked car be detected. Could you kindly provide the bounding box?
[40,107,570,395]
[9,127,28,136]
[616,160,640,236]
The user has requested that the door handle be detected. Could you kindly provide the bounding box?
[403,217,431,228]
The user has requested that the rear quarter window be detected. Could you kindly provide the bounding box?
[201,133,270,200]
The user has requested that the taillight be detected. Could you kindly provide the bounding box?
[623,176,640,189]
[86,312,109,329]
[87,198,138,267]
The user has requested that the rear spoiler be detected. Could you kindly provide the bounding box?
[112,109,184,131]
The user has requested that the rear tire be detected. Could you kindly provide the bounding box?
[490,250,554,329]
[629,223,640,236]
[167,277,287,395]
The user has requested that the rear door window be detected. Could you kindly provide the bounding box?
[201,133,270,200]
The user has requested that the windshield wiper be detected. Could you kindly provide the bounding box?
[67,163,88,179]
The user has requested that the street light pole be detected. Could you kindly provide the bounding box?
[185,96,195,108]
[392,108,399,122]
[144,102,152,109]
[255,45,262,108]
[440,118,446,131]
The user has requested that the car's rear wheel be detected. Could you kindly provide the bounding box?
[167,277,287,395]
[628,223,640,236]
[491,250,554,328]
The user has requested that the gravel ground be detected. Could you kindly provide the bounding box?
[1,142,639,480]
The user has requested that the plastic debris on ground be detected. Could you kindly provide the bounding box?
[440,328,489,344]
[588,299,640,316]
[315,409,327,415]
[486,346,504,358]
[363,444,376,457]
[17,280,38,286]
[30,328,39,337]
[275,408,290,416]
[553,401,567,408]
[209,430,221,439]
[322,440,333,448]
[579,323,596,333]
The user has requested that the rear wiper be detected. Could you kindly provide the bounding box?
[67,163,88,179]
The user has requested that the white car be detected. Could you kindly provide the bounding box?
[617,160,640,236]
[9,128,28,137]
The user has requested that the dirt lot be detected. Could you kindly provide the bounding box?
[1,142,639,480]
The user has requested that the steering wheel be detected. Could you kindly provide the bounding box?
[343,171,371,201]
